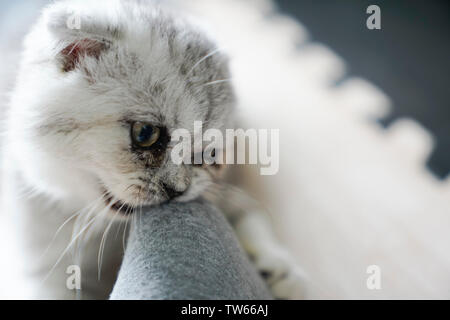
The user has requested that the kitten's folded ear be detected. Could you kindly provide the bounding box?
[59,39,107,72]
[44,3,120,72]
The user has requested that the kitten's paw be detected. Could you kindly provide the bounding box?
[254,249,307,299]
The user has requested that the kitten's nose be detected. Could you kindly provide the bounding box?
[162,183,184,200]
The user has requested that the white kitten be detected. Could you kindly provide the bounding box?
[2,0,305,299]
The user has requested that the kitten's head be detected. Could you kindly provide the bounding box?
[9,0,234,214]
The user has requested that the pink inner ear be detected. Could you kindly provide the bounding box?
[61,39,106,72]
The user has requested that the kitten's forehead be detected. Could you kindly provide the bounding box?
[104,31,234,133]
[127,21,234,131]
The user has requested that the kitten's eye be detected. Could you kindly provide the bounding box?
[131,122,160,148]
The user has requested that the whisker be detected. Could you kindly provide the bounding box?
[71,191,109,259]
[38,211,81,262]
[40,213,99,286]
[187,47,223,76]
[39,192,107,266]
[201,78,232,87]
[122,208,131,251]
[97,197,123,280]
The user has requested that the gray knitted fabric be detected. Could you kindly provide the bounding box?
[110,200,272,300]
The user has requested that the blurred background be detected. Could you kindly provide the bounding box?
[0,0,449,299]
[275,0,450,179]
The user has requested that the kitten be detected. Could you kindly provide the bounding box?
[2,0,305,299]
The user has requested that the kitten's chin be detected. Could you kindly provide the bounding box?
[100,180,207,218]
[103,193,205,219]
[101,187,179,218]
[104,193,136,216]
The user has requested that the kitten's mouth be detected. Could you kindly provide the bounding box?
[104,193,135,215]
